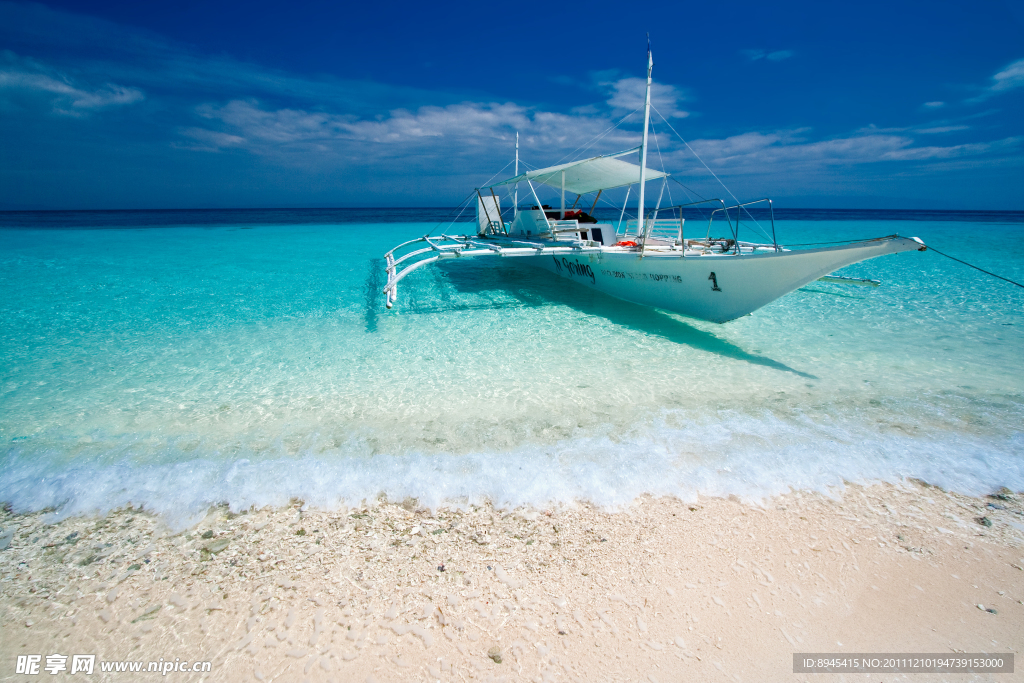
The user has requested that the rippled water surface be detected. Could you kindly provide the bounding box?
[1,211,1022,523]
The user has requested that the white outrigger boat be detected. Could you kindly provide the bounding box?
[384,50,927,324]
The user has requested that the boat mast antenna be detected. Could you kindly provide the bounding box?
[514,132,519,219]
[637,37,653,239]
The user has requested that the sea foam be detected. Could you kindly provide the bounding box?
[2,407,1021,529]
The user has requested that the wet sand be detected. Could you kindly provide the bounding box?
[1,482,1022,682]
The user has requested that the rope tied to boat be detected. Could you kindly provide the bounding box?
[926,245,1024,289]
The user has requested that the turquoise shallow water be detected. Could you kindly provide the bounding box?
[1,214,1022,524]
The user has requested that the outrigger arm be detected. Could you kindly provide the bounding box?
[383,235,601,309]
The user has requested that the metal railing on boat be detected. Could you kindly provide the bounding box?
[382,234,603,309]
[627,197,779,256]
[707,198,777,253]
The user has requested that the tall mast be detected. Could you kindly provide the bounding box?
[514,132,519,218]
[637,40,653,237]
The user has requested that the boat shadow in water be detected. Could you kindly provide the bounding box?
[363,258,386,333]
[426,260,817,379]
[363,259,548,329]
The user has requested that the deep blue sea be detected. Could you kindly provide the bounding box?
[2,209,1022,525]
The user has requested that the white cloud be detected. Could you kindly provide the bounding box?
[990,58,1024,92]
[913,125,969,134]
[675,129,1022,176]
[0,4,450,120]
[177,127,246,152]
[184,99,641,166]
[741,49,794,62]
[967,57,1024,102]
[600,76,689,118]
[197,100,352,144]
[342,103,530,144]
[0,58,143,115]
[184,93,1021,190]
[880,136,1021,161]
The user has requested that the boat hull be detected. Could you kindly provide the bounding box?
[519,237,924,323]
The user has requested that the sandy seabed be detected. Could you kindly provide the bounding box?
[1,482,1022,683]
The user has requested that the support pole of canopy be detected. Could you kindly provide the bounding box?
[560,171,566,219]
[653,179,666,218]
[514,132,519,220]
[679,212,685,257]
[641,178,667,258]
[527,179,552,236]
[618,186,631,236]
[637,43,654,244]
[490,187,505,234]
[589,190,602,216]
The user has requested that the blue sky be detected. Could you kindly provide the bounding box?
[1,0,1022,210]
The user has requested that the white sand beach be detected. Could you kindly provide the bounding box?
[1,482,1022,682]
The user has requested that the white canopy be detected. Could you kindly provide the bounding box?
[491,148,668,195]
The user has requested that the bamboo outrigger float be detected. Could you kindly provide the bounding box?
[384,46,926,324]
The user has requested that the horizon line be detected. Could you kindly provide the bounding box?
[2,207,1023,214]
